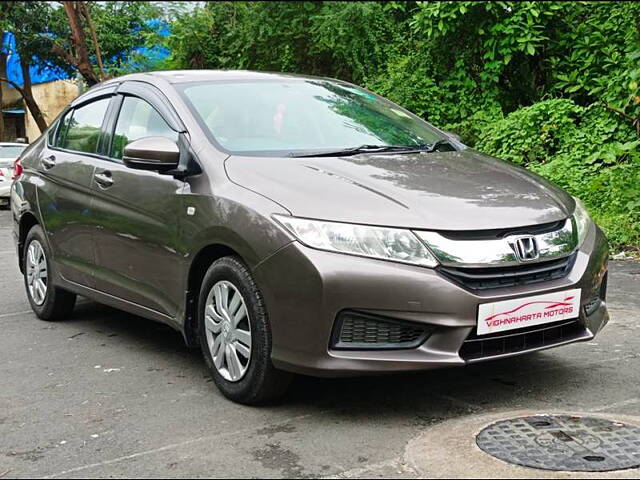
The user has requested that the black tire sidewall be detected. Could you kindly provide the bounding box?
[198,256,273,402]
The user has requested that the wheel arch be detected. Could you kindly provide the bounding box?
[17,212,40,273]
[183,243,243,348]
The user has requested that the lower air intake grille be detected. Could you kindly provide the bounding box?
[460,319,588,361]
[332,311,431,350]
[438,253,576,291]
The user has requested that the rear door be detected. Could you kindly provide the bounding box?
[88,87,187,317]
[37,94,114,287]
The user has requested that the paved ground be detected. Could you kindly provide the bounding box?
[1,208,639,479]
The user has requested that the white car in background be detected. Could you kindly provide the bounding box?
[0,142,27,207]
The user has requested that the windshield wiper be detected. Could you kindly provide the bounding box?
[288,144,415,158]
[288,140,456,158]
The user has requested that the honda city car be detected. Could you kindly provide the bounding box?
[11,71,609,404]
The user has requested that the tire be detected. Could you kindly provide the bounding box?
[198,256,292,404]
[23,225,76,321]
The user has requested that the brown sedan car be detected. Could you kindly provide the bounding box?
[11,71,609,404]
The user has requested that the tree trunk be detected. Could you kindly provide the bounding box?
[80,1,106,81]
[19,62,47,133]
[62,1,100,86]
[0,60,49,135]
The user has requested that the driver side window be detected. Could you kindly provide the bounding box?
[111,96,179,160]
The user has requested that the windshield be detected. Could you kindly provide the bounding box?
[178,80,443,155]
[0,145,26,158]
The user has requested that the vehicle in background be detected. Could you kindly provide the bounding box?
[0,142,27,207]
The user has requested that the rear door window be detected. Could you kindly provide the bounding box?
[47,117,61,146]
[53,110,73,148]
[59,97,111,154]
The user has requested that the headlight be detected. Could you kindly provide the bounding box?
[273,215,439,267]
[573,197,592,246]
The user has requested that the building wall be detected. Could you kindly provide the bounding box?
[1,75,79,143]
[0,54,22,107]
[24,80,79,143]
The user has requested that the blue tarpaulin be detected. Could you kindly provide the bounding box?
[1,32,69,87]
[108,18,171,73]
[1,19,171,88]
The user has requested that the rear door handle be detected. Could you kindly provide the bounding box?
[94,171,113,188]
[41,155,56,170]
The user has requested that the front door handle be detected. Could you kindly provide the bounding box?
[94,171,113,188]
[41,155,56,170]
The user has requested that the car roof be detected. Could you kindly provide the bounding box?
[0,143,27,147]
[74,70,356,112]
[100,70,339,86]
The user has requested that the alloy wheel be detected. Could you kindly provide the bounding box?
[26,239,48,306]
[204,280,252,382]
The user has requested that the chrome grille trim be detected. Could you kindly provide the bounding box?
[415,218,577,267]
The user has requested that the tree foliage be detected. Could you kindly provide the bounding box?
[0,1,55,132]
[1,0,160,134]
[164,1,404,81]
[162,1,639,249]
[2,1,638,249]
[48,1,161,84]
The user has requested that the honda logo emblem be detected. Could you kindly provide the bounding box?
[509,236,539,262]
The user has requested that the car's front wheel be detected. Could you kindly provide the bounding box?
[23,225,76,321]
[198,256,292,404]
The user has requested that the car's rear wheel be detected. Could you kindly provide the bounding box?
[23,225,76,321]
[198,256,292,404]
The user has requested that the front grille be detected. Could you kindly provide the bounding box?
[438,253,576,291]
[460,319,587,361]
[332,311,431,350]
[437,220,566,241]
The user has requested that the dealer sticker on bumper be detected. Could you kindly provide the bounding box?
[477,288,581,335]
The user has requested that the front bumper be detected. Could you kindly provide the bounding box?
[254,223,609,377]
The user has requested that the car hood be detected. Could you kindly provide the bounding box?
[224,149,574,231]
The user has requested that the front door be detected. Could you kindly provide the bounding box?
[88,94,186,317]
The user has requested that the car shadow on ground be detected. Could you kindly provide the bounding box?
[66,297,196,353]
[61,297,594,422]
[284,356,586,421]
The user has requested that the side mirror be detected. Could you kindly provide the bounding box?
[123,136,180,172]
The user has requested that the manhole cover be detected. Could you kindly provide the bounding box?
[476,414,640,472]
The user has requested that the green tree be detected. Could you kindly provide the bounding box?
[163,1,640,249]
[49,1,161,85]
[0,1,55,133]
[3,1,636,248]
[164,1,405,83]
[1,0,160,133]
